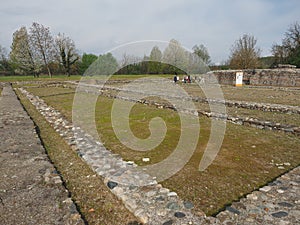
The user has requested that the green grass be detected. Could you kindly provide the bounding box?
[185,84,300,106]
[0,75,82,82]
[15,87,139,225]
[25,85,300,216]
[227,106,300,127]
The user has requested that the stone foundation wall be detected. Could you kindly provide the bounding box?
[208,69,300,87]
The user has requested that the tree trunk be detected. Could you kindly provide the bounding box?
[46,64,52,78]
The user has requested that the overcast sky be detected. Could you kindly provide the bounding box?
[1,0,300,64]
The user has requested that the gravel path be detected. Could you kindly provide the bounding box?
[0,85,84,225]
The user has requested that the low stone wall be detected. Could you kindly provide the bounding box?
[72,83,300,136]
[208,69,300,87]
[65,81,300,115]
[32,81,300,135]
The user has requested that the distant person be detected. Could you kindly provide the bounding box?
[173,74,177,83]
[174,72,178,83]
[184,75,188,83]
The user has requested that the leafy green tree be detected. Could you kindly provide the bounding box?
[229,34,261,69]
[55,33,80,76]
[0,45,11,74]
[150,46,162,61]
[148,46,162,74]
[79,53,98,74]
[10,26,42,76]
[83,53,119,76]
[162,39,189,73]
[192,44,211,65]
[289,47,300,67]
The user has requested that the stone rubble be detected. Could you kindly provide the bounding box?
[216,166,300,225]
[18,85,300,225]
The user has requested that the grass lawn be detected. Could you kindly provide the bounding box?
[0,75,82,82]
[24,85,300,216]
[185,83,300,106]
[226,106,300,127]
[15,88,139,225]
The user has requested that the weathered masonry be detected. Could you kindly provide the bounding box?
[208,68,300,87]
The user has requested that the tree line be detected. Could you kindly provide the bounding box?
[116,40,211,75]
[0,21,299,77]
[0,22,212,76]
[8,22,80,77]
[0,22,96,77]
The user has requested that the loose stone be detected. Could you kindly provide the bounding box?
[166,202,180,210]
[226,206,241,215]
[278,202,293,208]
[271,211,289,218]
[259,186,272,192]
[167,192,178,197]
[107,181,118,189]
[174,212,186,218]
[183,201,194,209]
[162,220,174,225]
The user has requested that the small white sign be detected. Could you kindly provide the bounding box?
[235,71,243,87]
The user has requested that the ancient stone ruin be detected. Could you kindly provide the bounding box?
[208,68,300,87]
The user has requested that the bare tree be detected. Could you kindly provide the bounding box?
[273,22,300,67]
[10,27,42,76]
[284,22,300,50]
[29,22,55,77]
[271,44,289,65]
[120,53,141,67]
[55,33,79,76]
[229,34,261,69]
